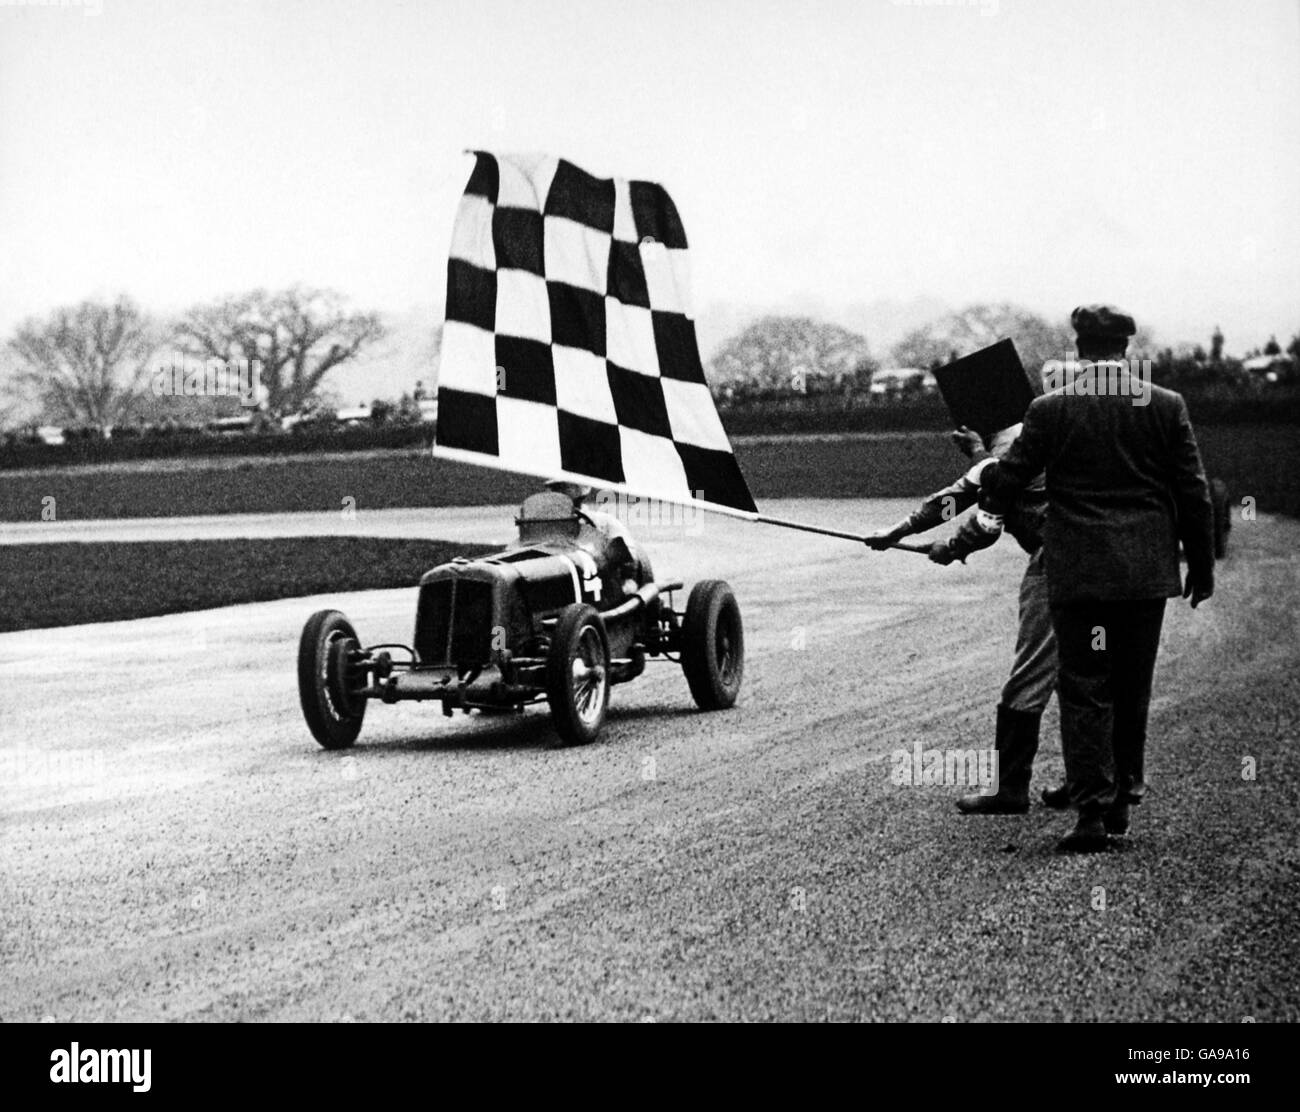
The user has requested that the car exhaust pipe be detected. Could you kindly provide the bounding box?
[600,579,680,622]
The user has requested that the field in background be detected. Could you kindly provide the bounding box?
[7,395,1297,472]
[1,425,1295,522]
[0,538,490,632]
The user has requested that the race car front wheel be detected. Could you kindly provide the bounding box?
[546,603,610,747]
[298,609,366,750]
[681,580,744,711]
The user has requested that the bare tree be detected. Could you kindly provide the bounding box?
[176,287,383,416]
[708,315,876,392]
[0,395,19,434]
[8,297,159,431]
[890,303,1075,374]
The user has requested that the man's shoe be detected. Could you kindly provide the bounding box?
[1041,783,1070,809]
[956,791,1029,815]
[955,705,1038,816]
[1104,802,1131,835]
[1055,814,1109,853]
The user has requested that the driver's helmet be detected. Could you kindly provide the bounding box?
[544,479,594,504]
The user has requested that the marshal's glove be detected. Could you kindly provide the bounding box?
[928,541,958,566]
[950,425,985,460]
[865,519,912,550]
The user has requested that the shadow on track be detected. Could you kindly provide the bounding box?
[327,702,702,756]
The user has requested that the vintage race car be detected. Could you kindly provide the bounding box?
[297,490,743,749]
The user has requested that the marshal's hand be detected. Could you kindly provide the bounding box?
[928,541,957,566]
[951,426,984,459]
[865,524,907,551]
[1185,572,1214,609]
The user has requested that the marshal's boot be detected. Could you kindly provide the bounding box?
[1056,810,1110,853]
[1104,800,1132,835]
[1041,783,1071,809]
[956,705,1042,815]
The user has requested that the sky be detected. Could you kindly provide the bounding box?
[2,0,1298,353]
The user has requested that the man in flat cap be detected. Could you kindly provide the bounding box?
[980,305,1216,852]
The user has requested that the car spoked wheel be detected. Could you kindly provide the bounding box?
[681,580,744,711]
[546,603,610,747]
[714,608,740,686]
[298,609,367,749]
[571,625,609,726]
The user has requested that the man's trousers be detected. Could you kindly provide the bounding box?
[1000,548,1056,714]
[1049,597,1168,813]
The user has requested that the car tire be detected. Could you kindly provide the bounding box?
[681,580,744,711]
[1210,477,1230,559]
[545,603,610,747]
[298,609,366,750]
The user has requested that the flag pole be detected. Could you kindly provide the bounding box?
[753,514,930,553]
[431,443,930,552]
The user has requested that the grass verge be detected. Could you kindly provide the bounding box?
[0,537,493,632]
[3,425,1295,521]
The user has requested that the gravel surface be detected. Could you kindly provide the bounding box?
[2,498,1296,1021]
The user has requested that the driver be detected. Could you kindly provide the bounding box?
[544,480,647,601]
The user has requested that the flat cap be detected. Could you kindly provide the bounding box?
[1071,304,1136,339]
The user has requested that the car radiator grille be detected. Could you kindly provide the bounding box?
[416,578,493,665]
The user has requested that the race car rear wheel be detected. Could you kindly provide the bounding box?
[546,603,610,747]
[298,609,366,750]
[681,580,744,711]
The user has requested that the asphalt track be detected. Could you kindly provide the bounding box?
[2,499,1298,1021]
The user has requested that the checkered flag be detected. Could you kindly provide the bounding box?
[434,151,757,516]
